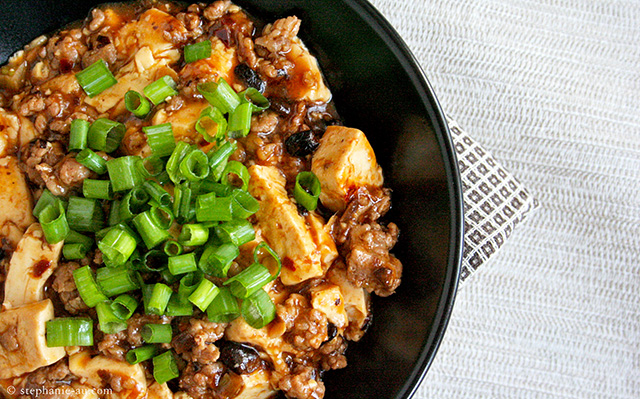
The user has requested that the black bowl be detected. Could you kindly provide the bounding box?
[0,1,463,398]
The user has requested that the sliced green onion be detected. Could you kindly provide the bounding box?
[141,250,168,273]
[108,199,122,226]
[208,140,237,181]
[67,196,104,233]
[141,323,172,344]
[63,242,89,260]
[184,40,211,63]
[76,59,117,98]
[156,170,171,185]
[239,87,270,112]
[96,266,139,297]
[168,252,198,275]
[150,203,174,230]
[126,345,158,365]
[119,187,149,221]
[65,230,94,248]
[227,102,252,138]
[230,189,259,219]
[188,278,220,311]
[178,223,209,246]
[224,262,272,299]
[82,179,112,200]
[46,318,94,347]
[97,227,137,267]
[111,294,138,320]
[179,149,210,181]
[199,181,232,197]
[39,202,69,244]
[144,75,178,105]
[153,351,179,384]
[196,106,226,142]
[147,283,172,315]
[197,78,241,114]
[144,123,176,158]
[143,180,172,208]
[133,211,170,249]
[125,90,152,118]
[166,141,193,184]
[195,193,233,222]
[206,287,240,323]
[294,171,321,211]
[99,222,142,246]
[215,219,255,247]
[107,156,144,192]
[73,265,107,308]
[199,243,239,278]
[178,272,202,300]
[253,241,282,280]
[163,240,183,257]
[173,183,194,223]
[76,148,107,174]
[136,156,165,178]
[220,160,250,191]
[165,293,194,316]
[69,119,90,151]
[33,189,61,219]
[96,301,128,334]
[88,118,125,153]
[241,289,276,329]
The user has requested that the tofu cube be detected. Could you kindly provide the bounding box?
[3,223,63,310]
[0,156,35,247]
[0,299,66,379]
[248,165,337,285]
[311,126,383,212]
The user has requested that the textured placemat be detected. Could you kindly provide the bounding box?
[369,0,640,398]
[448,117,538,282]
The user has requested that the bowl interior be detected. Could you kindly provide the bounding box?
[0,1,463,398]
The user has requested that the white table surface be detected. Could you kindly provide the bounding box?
[367,0,640,397]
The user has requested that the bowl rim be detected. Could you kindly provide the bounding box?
[339,0,464,397]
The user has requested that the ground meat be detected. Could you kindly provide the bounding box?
[255,17,301,56]
[58,155,92,187]
[45,29,87,72]
[278,294,328,351]
[87,8,106,32]
[20,139,66,190]
[98,369,140,394]
[250,111,279,135]
[51,262,88,314]
[179,362,245,399]
[331,186,392,245]
[172,318,226,363]
[0,324,18,352]
[277,365,325,399]
[98,329,128,361]
[344,223,402,297]
[18,95,46,117]
[313,336,348,371]
[18,359,75,399]
[82,43,118,69]
[97,314,170,360]
[203,0,231,21]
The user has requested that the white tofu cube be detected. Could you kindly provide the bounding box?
[311,126,383,212]
[248,165,337,285]
[0,299,66,379]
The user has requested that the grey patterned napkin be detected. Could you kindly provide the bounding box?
[447,117,538,283]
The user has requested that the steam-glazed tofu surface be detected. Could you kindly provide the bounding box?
[0,1,402,399]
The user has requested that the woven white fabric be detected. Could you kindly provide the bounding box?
[368,0,640,398]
